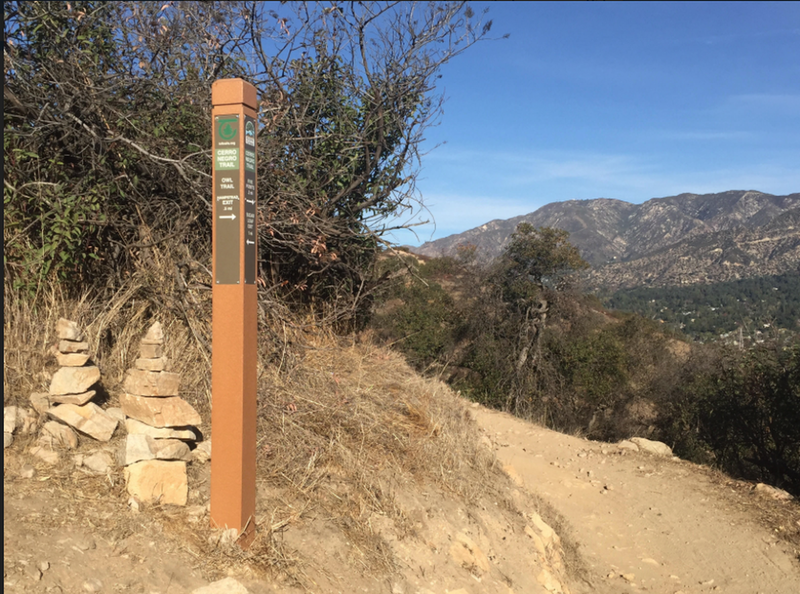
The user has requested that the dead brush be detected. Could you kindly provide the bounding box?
[5,268,512,586]
[3,244,215,422]
[223,326,501,578]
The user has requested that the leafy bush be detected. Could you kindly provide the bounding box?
[662,340,800,494]
[369,257,460,368]
[4,1,492,324]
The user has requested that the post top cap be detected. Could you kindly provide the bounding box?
[212,79,257,109]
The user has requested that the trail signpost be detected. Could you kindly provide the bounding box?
[210,78,258,546]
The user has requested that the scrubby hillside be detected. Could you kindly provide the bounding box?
[5,290,799,593]
[369,248,800,498]
[3,286,580,594]
[413,191,800,276]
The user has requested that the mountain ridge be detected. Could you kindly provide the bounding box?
[412,190,800,289]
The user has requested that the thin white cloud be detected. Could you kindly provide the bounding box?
[426,148,661,193]
[384,192,535,245]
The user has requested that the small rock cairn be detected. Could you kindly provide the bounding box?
[33,320,118,463]
[3,319,122,470]
[120,322,204,506]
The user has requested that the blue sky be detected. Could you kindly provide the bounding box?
[387,1,800,246]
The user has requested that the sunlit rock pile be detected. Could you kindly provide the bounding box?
[24,319,118,469]
[4,318,211,507]
[2,319,121,471]
[120,322,205,506]
[44,320,117,440]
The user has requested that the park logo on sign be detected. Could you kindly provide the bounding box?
[217,116,239,143]
[245,120,256,147]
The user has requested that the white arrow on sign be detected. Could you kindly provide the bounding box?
[245,199,255,205]
[219,214,236,220]
[246,240,255,245]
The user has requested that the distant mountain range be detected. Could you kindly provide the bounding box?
[412,190,800,291]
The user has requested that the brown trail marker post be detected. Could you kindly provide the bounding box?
[210,78,258,547]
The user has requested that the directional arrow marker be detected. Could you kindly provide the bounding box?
[219,214,237,220]
[245,199,255,204]
[246,240,255,245]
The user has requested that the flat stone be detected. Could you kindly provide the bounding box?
[4,406,18,433]
[56,318,83,341]
[529,512,559,546]
[537,568,564,593]
[153,439,191,461]
[139,343,164,359]
[30,393,51,415]
[125,418,198,440]
[617,439,639,452]
[49,366,100,395]
[83,450,114,474]
[123,369,180,397]
[25,564,42,582]
[120,394,200,428]
[30,444,60,465]
[42,421,79,449]
[134,356,168,372]
[125,460,187,506]
[74,535,96,551]
[630,437,673,457]
[525,525,548,556]
[124,434,156,465]
[58,339,89,353]
[141,321,164,345]
[208,528,239,549]
[192,578,250,594]
[4,432,12,449]
[55,352,91,367]
[19,463,35,478]
[191,439,211,463]
[47,403,118,442]
[754,482,793,501]
[50,390,96,406]
[106,407,126,423]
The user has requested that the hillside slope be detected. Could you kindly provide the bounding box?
[3,336,578,594]
[585,207,800,291]
[7,395,798,593]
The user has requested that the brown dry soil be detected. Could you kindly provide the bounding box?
[5,403,800,594]
[473,405,800,594]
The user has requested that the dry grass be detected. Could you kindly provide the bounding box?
[4,278,508,588]
[187,325,502,586]
[3,269,214,424]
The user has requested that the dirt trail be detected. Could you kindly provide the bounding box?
[472,405,800,594]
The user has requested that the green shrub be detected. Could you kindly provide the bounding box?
[659,340,800,495]
[370,276,458,368]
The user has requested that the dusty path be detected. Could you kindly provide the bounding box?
[472,405,800,594]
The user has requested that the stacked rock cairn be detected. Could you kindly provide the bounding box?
[3,318,123,472]
[121,322,205,506]
[27,319,119,465]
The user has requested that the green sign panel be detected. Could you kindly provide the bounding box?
[214,114,240,285]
